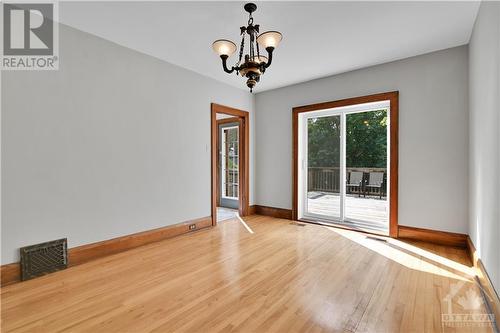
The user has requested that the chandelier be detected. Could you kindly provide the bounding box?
[212,3,282,92]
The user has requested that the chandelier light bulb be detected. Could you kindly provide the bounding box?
[212,40,237,57]
[257,31,283,49]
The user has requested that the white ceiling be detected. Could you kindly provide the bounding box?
[59,1,480,92]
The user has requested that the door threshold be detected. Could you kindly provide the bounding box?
[298,218,390,238]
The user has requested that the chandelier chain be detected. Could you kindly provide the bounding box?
[250,32,254,60]
[237,31,245,68]
[248,12,255,60]
[256,35,261,59]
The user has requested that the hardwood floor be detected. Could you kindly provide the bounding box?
[1,215,495,332]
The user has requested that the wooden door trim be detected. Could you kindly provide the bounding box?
[217,117,240,125]
[211,103,250,226]
[292,91,399,237]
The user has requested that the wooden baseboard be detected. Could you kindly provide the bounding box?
[251,205,293,220]
[251,210,466,248]
[398,225,467,247]
[1,216,212,287]
[466,236,479,267]
[0,263,21,287]
[466,236,500,325]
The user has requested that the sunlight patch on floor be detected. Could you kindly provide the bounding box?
[386,237,475,276]
[236,214,254,234]
[328,226,473,281]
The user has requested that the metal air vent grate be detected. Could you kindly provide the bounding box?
[365,236,388,242]
[20,238,68,281]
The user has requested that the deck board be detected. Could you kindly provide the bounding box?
[307,192,388,233]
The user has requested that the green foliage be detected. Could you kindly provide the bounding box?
[346,110,387,168]
[308,110,387,168]
[225,127,239,170]
[308,116,341,167]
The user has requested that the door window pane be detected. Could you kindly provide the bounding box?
[345,110,388,232]
[223,127,239,199]
[306,115,341,219]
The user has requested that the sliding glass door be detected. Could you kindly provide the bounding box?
[298,101,390,234]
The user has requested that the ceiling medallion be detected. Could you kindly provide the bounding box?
[212,3,282,92]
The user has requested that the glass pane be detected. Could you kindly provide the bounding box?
[223,127,239,199]
[345,110,388,232]
[227,127,238,143]
[306,115,341,219]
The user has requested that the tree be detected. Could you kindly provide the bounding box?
[308,116,341,167]
[308,110,387,168]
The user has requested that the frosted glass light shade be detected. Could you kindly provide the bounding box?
[257,31,282,49]
[252,55,268,64]
[212,39,237,56]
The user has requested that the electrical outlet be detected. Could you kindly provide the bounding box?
[189,224,196,230]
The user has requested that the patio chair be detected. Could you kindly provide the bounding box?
[347,171,363,197]
[364,172,384,199]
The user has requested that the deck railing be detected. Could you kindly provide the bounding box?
[308,167,387,196]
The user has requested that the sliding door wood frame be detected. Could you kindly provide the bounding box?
[211,104,250,226]
[292,91,399,237]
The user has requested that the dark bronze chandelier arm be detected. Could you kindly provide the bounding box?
[263,47,274,69]
[221,55,236,74]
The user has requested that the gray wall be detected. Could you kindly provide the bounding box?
[1,24,254,264]
[255,46,469,234]
[468,1,500,294]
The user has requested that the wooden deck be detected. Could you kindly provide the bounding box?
[307,192,388,233]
